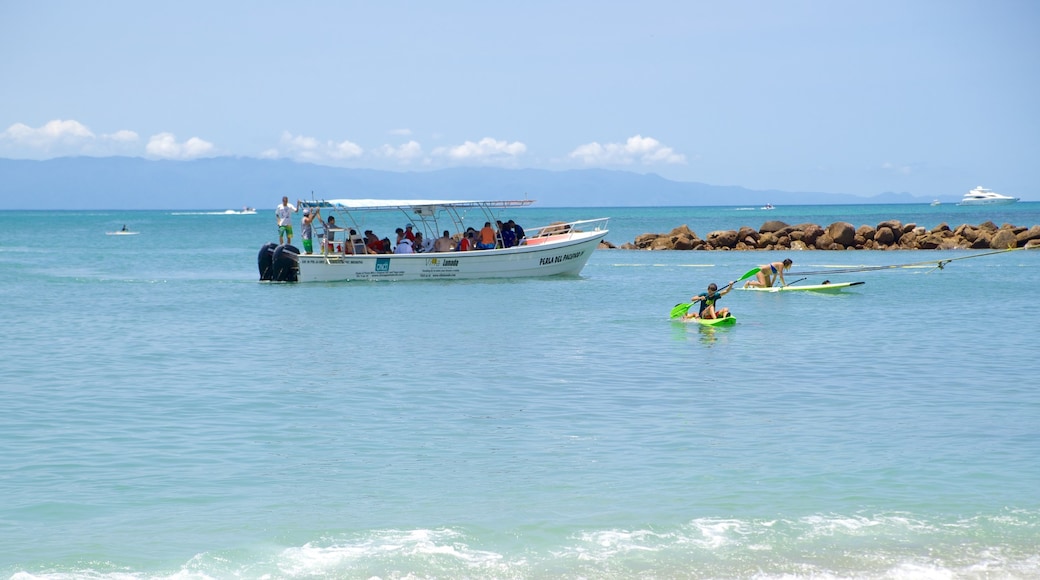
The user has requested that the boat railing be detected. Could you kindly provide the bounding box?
[526,217,609,240]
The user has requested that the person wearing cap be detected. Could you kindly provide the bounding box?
[275,196,299,245]
[299,207,319,254]
[403,223,416,242]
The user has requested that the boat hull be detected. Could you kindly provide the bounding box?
[739,281,864,293]
[957,198,1018,206]
[295,230,608,282]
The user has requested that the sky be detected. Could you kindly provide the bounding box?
[1,0,1038,200]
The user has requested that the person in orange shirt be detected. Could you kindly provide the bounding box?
[477,222,497,249]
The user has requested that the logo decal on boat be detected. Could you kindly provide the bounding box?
[539,250,584,266]
[375,258,390,272]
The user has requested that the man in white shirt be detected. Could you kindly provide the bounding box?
[275,196,299,245]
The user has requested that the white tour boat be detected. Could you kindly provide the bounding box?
[257,198,610,283]
[957,186,1019,206]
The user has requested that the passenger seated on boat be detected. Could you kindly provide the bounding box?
[364,230,385,254]
[413,231,427,253]
[347,229,365,255]
[477,222,496,249]
[394,237,414,254]
[455,230,473,252]
[433,230,453,252]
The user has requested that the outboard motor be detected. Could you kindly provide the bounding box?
[270,244,300,282]
[257,243,278,281]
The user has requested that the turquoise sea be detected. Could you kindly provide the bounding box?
[2,202,1039,579]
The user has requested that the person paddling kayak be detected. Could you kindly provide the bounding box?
[683,282,734,320]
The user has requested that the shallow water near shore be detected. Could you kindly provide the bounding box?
[2,203,1039,578]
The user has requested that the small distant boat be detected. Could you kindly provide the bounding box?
[106,227,139,236]
[225,207,257,215]
[957,186,1019,206]
[761,203,775,210]
[931,199,941,206]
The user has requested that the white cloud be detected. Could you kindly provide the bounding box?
[1,119,95,149]
[432,137,526,163]
[569,135,686,166]
[145,132,216,159]
[376,140,423,163]
[273,131,364,163]
[0,119,146,157]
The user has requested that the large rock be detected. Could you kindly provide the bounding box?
[759,220,790,233]
[856,225,876,242]
[877,219,903,233]
[990,228,1018,249]
[706,229,739,249]
[621,219,1038,251]
[1017,225,1040,245]
[737,226,759,245]
[826,222,856,247]
[805,224,826,247]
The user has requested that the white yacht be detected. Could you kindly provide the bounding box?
[958,186,1019,206]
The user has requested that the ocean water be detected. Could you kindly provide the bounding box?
[2,202,1039,579]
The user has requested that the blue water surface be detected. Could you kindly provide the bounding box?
[1,203,1039,579]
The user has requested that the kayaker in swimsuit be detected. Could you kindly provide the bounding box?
[745,258,792,288]
[683,282,733,320]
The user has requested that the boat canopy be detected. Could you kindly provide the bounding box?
[310,199,535,211]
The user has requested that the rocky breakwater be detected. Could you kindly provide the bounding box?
[618,220,1040,251]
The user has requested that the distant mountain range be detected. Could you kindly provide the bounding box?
[0,156,938,209]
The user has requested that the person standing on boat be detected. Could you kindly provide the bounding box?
[683,282,733,320]
[508,220,526,245]
[745,258,792,288]
[275,196,299,245]
[299,207,319,254]
[500,222,517,248]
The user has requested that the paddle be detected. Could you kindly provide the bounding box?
[670,267,761,318]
